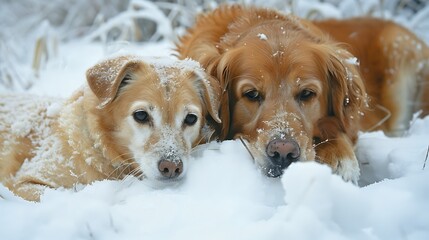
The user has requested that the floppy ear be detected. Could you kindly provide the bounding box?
[215,54,236,140]
[178,40,236,140]
[193,50,234,141]
[324,46,367,140]
[311,44,367,141]
[192,70,222,124]
[86,56,139,109]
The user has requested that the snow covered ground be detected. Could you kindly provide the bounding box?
[1,1,429,240]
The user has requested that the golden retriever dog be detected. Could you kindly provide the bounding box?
[177,5,429,182]
[0,55,221,201]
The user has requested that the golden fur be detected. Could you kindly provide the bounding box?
[0,56,220,201]
[314,18,429,134]
[176,5,429,182]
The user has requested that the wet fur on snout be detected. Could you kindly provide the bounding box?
[177,5,429,182]
[0,55,220,201]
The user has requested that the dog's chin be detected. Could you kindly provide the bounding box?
[238,140,285,178]
[259,162,284,178]
[258,157,299,178]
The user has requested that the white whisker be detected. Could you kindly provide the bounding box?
[312,138,330,148]
[366,104,391,132]
[423,145,429,170]
[239,137,256,161]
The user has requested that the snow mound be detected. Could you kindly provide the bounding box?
[1,127,429,240]
[357,115,429,186]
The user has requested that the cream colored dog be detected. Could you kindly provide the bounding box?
[0,55,220,201]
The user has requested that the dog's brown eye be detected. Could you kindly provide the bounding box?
[184,114,198,126]
[133,110,149,123]
[244,89,261,101]
[298,89,316,101]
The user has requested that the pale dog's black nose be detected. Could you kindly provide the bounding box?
[158,159,183,178]
[266,139,300,168]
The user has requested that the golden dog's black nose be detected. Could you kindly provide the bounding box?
[266,139,300,168]
[158,160,183,178]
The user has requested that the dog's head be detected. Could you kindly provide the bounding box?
[85,55,220,184]
[212,12,366,177]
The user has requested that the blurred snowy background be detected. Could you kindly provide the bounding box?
[1,0,429,240]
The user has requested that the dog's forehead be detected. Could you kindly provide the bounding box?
[231,40,323,86]
[125,65,203,119]
[142,59,203,93]
[235,57,322,91]
[123,58,201,95]
[166,87,202,125]
[146,57,203,82]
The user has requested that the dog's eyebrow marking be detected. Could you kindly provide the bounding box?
[296,78,322,91]
[130,101,152,112]
[236,78,261,95]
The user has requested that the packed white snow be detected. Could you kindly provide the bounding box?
[345,57,360,65]
[1,0,429,239]
[257,33,268,40]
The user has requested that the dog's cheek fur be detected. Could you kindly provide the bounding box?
[137,130,163,180]
[96,105,134,167]
[184,121,202,148]
[119,117,153,157]
[230,99,259,137]
[82,90,131,172]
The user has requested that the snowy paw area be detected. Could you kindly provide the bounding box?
[1,1,429,240]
